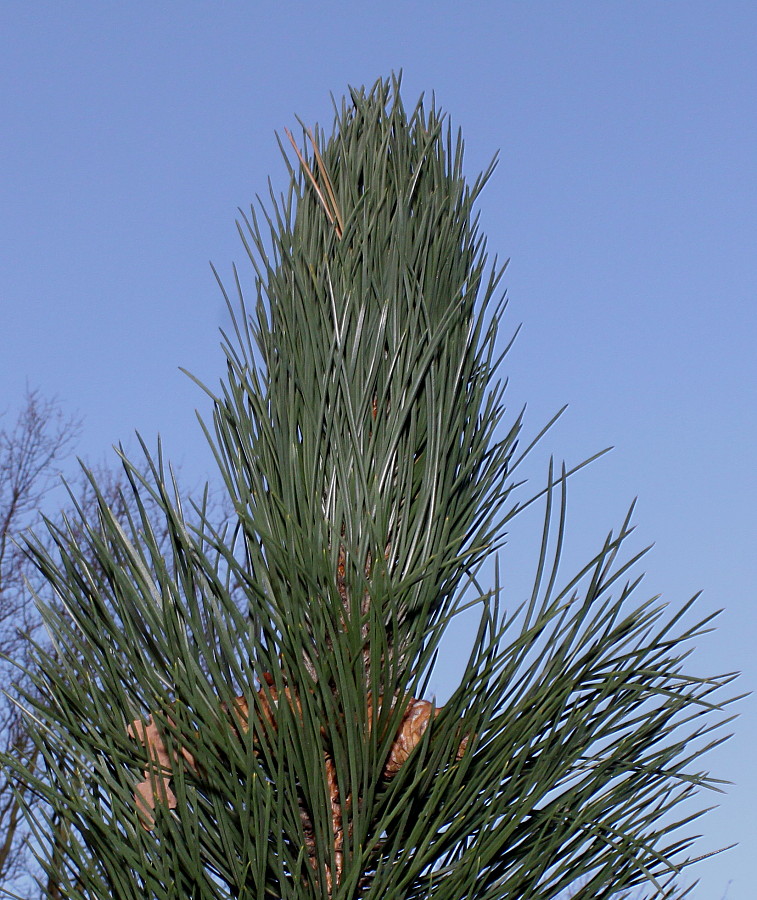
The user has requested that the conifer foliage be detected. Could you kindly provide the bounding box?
[5,76,733,900]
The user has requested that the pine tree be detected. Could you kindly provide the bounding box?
[4,75,735,900]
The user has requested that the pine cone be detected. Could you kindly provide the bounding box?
[126,714,198,829]
[127,680,468,832]
[384,699,434,777]
[384,699,469,777]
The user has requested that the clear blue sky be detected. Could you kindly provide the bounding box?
[1,3,754,897]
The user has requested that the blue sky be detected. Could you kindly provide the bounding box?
[1,3,755,897]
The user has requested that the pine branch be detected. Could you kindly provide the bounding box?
[1,74,736,900]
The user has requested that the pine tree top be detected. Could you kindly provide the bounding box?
[3,75,735,900]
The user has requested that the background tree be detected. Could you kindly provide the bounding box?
[0,389,81,896]
[0,392,213,899]
[3,77,735,900]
